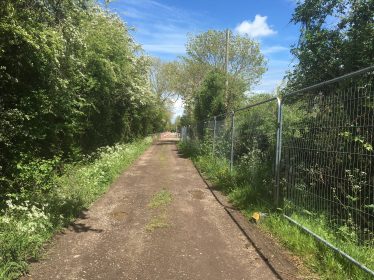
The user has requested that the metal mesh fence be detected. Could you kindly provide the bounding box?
[213,115,232,164]
[233,100,279,206]
[182,98,280,205]
[282,69,374,248]
[180,66,374,276]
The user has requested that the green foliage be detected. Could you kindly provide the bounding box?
[234,94,278,159]
[0,0,168,197]
[194,70,227,122]
[178,140,202,158]
[149,57,180,103]
[185,30,267,87]
[287,0,374,90]
[0,137,152,279]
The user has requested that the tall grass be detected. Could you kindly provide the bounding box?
[178,142,374,280]
[0,137,152,279]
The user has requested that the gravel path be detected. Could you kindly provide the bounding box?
[23,135,284,280]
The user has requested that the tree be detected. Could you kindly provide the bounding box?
[148,58,179,103]
[177,30,267,116]
[185,30,267,87]
[194,70,226,122]
[170,60,209,111]
[286,0,374,90]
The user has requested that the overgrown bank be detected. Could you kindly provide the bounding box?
[0,137,152,280]
[1,0,170,202]
[178,141,374,280]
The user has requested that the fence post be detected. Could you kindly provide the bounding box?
[213,116,217,155]
[230,111,235,172]
[274,97,283,208]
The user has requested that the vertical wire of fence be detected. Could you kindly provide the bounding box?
[180,66,374,277]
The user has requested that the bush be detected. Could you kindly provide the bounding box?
[178,140,202,158]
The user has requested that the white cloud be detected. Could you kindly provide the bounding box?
[235,15,276,38]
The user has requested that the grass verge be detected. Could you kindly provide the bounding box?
[0,137,152,280]
[178,141,374,280]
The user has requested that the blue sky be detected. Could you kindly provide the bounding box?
[105,0,300,118]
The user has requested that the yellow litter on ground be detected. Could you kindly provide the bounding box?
[251,212,261,223]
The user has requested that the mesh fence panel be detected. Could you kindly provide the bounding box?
[282,69,374,247]
[233,100,279,205]
[213,115,232,162]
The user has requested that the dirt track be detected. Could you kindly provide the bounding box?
[23,135,297,280]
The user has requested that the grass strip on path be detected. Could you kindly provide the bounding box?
[146,189,172,232]
[148,189,172,209]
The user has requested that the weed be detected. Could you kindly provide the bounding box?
[148,189,172,209]
[146,189,172,232]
